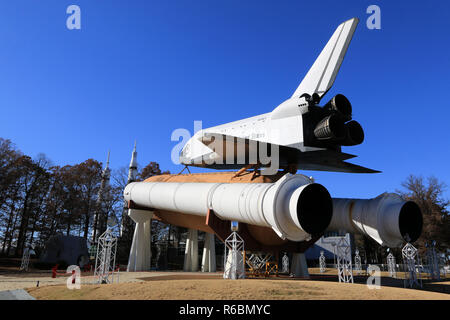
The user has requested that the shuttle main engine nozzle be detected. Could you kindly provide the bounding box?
[324,94,352,119]
[313,114,347,140]
[327,193,422,247]
[341,120,364,146]
[124,174,333,242]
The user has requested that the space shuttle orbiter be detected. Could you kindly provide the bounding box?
[180,18,379,174]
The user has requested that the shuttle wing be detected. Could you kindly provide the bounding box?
[193,132,379,173]
[297,150,381,173]
[292,18,359,99]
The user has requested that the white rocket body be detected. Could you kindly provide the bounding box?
[124,174,422,248]
[327,194,422,247]
[124,174,332,242]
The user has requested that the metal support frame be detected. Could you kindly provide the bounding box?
[265,261,278,277]
[336,237,353,283]
[354,249,362,275]
[94,228,118,284]
[223,231,245,279]
[387,252,397,278]
[319,250,326,273]
[246,253,272,276]
[20,248,31,271]
[402,242,421,288]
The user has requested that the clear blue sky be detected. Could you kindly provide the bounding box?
[1,1,449,199]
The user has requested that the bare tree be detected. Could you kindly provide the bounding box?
[398,175,450,256]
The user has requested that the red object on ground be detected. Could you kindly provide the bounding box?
[51,264,59,278]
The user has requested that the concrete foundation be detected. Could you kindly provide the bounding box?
[184,229,199,272]
[291,253,309,278]
[223,250,245,279]
[127,209,153,272]
[201,233,216,272]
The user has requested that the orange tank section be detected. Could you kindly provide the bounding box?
[136,170,321,253]
[143,170,285,184]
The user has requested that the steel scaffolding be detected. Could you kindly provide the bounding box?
[387,252,397,278]
[223,231,245,280]
[402,242,421,288]
[20,248,32,271]
[319,250,326,273]
[337,237,353,283]
[94,228,118,284]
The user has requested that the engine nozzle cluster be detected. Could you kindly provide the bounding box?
[313,94,364,146]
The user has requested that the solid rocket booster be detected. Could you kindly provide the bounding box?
[124,174,422,248]
[326,193,422,247]
[124,174,333,241]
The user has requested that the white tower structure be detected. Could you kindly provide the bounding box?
[121,142,138,238]
[128,141,138,183]
[92,151,111,243]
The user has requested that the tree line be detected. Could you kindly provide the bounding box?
[0,137,169,258]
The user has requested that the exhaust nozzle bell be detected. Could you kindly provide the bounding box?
[324,94,352,119]
[341,120,364,146]
[314,114,346,140]
[327,193,423,247]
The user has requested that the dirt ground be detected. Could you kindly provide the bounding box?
[0,268,168,291]
[2,265,448,300]
[28,276,450,300]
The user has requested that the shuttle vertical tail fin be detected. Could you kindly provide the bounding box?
[292,18,359,99]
